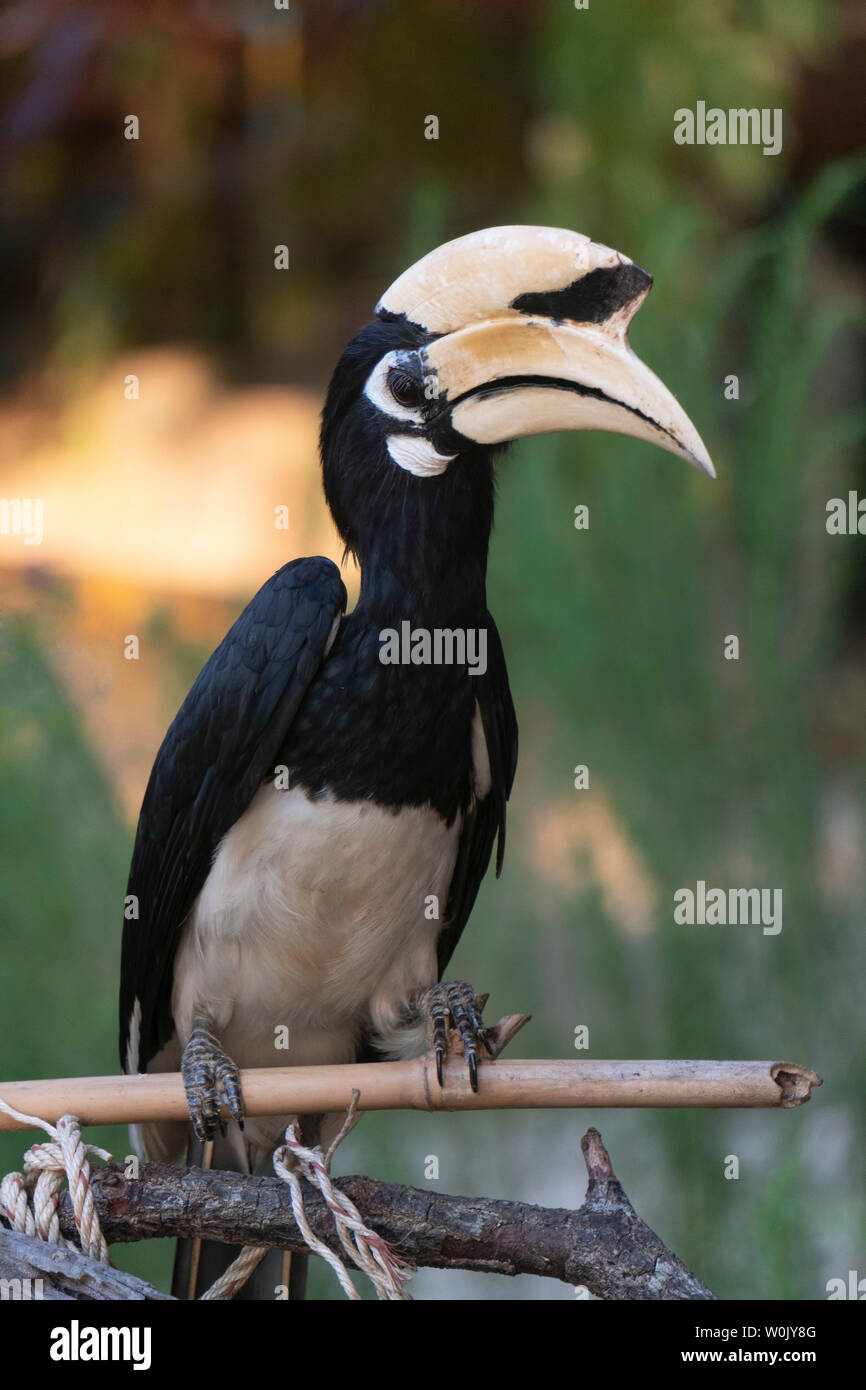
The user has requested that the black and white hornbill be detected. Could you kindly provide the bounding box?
[119,226,713,1298]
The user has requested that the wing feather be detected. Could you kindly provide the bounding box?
[119,556,346,1072]
[436,615,518,976]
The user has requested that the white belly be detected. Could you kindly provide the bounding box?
[172,782,461,1071]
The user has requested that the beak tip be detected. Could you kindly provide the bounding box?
[676,430,715,479]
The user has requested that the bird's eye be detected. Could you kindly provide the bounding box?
[387,368,421,408]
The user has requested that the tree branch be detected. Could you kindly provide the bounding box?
[51,1126,713,1300]
[0,1228,172,1300]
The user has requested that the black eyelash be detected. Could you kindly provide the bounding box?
[387,368,421,407]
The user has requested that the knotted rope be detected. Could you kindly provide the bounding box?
[0,1100,111,1264]
[0,1092,411,1300]
[202,1091,413,1301]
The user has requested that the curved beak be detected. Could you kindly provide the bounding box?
[377,225,715,478]
[422,311,715,476]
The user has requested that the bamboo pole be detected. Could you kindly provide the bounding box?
[0,1056,821,1133]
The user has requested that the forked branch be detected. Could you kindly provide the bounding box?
[43,1126,715,1300]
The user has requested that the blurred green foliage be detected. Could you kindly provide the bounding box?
[0,624,170,1289]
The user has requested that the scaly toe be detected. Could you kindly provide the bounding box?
[418,981,490,1090]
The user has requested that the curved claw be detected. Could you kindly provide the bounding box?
[419,980,490,1091]
[181,1019,245,1142]
[468,1051,478,1093]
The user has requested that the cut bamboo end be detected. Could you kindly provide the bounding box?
[0,1057,822,1133]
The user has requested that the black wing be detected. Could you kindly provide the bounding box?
[120,556,347,1073]
[437,615,518,976]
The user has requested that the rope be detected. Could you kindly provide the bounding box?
[202,1091,413,1301]
[199,1242,269,1300]
[0,1093,412,1300]
[0,1100,111,1264]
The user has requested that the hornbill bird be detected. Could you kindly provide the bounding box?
[119,226,713,1299]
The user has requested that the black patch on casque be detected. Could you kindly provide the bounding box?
[511,262,652,326]
[375,306,439,337]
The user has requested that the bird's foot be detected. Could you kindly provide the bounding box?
[181,1018,245,1143]
[417,980,493,1093]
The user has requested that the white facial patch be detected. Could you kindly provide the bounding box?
[385,434,456,477]
[365,350,456,477]
[364,350,425,424]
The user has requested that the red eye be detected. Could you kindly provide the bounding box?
[387,368,421,407]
